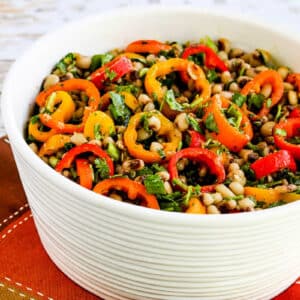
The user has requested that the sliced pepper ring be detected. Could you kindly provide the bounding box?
[203,95,253,152]
[76,158,93,190]
[241,70,284,117]
[93,177,160,209]
[55,143,114,176]
[123,111,182,163]
[144,58,211,118]
[39,134,71,156]
[37,79,101,134]
[125,40,172,54]
[168,147,226,193]
[274,118,300,160]
[100,91,139,112]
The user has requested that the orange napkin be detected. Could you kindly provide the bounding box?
[0,136,299,299]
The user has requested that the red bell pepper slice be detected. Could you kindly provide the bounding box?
[125,40,172,54]
[241,70,284,117]
[55,143,114,176]
[289,107,300,118]
[168,147,225,192]
[93,178,160,209]
[180,44,228,83]
[90,56,133,90]
[250,150,297,179]
[274,118,300,160]
[76,158,93,190]
[286,73,300,92]
[188,130,205,148]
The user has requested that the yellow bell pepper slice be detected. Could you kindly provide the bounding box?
[244,186,300,205]
[186,198,206,214]
[84,111,115,139]
[100,91,139,112]
[39,134,71,156]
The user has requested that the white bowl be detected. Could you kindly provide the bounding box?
[2,6,300,300]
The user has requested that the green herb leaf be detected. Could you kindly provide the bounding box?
[107,143,120,161]
[90,53,114,72]
[55,53,75,74]
[108,92,131,125]
[206,69,218,83]
[200,36,218,52]
[226,104,242,128]
[144,174,166,195]
[268,200,286,208]
[105,68,117,80]
[115,84,140,96]
[275,128,287,137]
[157,191,183,212]
[247,93,265,110]
[187,115,202,133]
[94,158,110,180]
[164,90,183,111]
[93,124,102,141]
[266,98,272,108]
[232,93,247,107]
[30,115,40,124]
[274,104,283,122]
[205,113,219,133]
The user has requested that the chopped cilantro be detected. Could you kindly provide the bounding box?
[200,36,218,52]
[164,90,183,111]
[93,124,102,140]
[232,93,247,107]
[55,53,75,74]
[247,93,264,111]
[268,200,286,208]
[94,158,110,180]
[30,115,40,124]
[206,69,218,83]
[226,104,242,128]
[108,92,131,125]
[187,115,202,133]
[157,191,183,212]
[105,68,117,80]
[115,84,139,96]
[274,104,283,122]
[205,113,219,133]
[275,128,287,137]
[144,174,166,195]
[90,53,114,72]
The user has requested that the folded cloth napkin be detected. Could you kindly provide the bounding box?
[0,136,299,299]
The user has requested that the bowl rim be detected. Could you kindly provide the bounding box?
[2,5,300,225]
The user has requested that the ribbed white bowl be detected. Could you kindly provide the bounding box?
[2,6,300,300]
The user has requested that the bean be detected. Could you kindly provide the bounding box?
[255,65,269,73]
[150,142,163,153]
[164,181,173,194]
[29,143,38,154]
[70,133,87,146]
[122,159,145,172]
[215,184,235,198]
[138,93,152,105]
[228,162,240,172]
[212,83,224,94]
[148,116,161,132]
[226,199,237,210]
[239,198,255,211]
[218,51,228,61]
[221,71,232,84]
[218,38,231,53]
[143,102,155,112]
[177,158,188,171]
[229,48,244,58]
[260,121,275,137]
[283,82,294,91]
[277,67,289,80]
[212,193,223,203]
[137,128,151,141]
[76,54,91,69]
[220,91,233,98]
[207,205,221,214]
[288,90,298,105]
[203,193,214,206]
[261,83,272,98]
[229,82,240,92]
[174,113,189,132]
[109,193,123,201]
[43,74,60,90]
[229,181,244,195]
[157,171,170,181]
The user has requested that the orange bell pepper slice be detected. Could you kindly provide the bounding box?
[83,111,115,140]
[76,158,93,190]
[244,187,300,205]
[145,58,211,118]
[100,91,139,112]
[93,177,160,209]
[203,95,253,152]
[39,134,71,156]
[124,111,182,163]
[125,40,172,54]
[37,79,100,134]
[185,198,206,214]
[241,70,283,117]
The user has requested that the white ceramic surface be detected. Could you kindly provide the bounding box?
[2,6,300,300]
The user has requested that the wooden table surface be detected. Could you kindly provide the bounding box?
[0,0,300,137]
